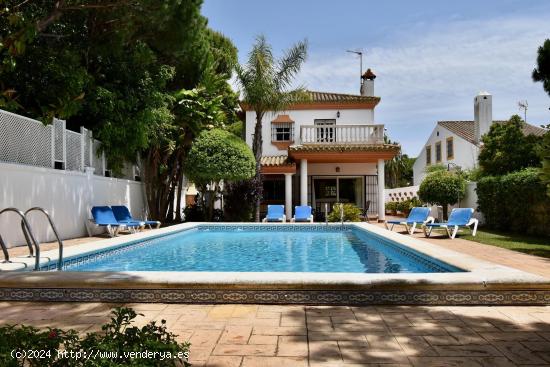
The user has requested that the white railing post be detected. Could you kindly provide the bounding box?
[79,127,86,171]
[50,123,55,168]
[61,120,67,167]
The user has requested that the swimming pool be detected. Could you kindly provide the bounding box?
[63,225,462,273]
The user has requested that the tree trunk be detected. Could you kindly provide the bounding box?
[442,204,448,221]
[252,112,264,222]
[174,168,185,222]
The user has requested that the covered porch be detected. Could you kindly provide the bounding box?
[260,144,399,221]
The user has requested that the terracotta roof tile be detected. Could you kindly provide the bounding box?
[288,143,400,153]
[306,90,379,103]
[438,120,547,144]
[271,114,294,123]
[260,155,295,167]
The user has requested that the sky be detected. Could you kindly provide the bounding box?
[202,0,550,156]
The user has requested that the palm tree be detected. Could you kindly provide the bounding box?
[235,35,308,221]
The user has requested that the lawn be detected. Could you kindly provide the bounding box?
[461,229,550,258]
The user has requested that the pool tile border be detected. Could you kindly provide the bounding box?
[0,287,549,305]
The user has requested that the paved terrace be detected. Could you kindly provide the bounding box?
[2,223,550,365]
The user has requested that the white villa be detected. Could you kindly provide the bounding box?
[412,92,546,185]
[243,70,399,221]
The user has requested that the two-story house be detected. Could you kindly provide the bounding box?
[412,92,547,185]
[243,70,400,221]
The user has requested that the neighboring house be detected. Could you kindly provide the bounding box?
[413,92,547,185]
[243,70,399,221]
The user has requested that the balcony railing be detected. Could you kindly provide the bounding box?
[300,124,385,144]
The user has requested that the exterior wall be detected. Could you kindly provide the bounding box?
[307,162,377,176]
[245,108,375,157]
[0,161,146,247]
[385,186,419,202]
[412,125,479,185]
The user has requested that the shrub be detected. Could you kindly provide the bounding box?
[223,179,261,221]
[385,201,397,214]
[327,203,361,222]
[477,168,550,236]
[418,170,466,219]
[0,307,190,366]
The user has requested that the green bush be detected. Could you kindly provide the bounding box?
[0,307,190,367]
[327,203,361,222]
[418,170,466,219]
[385,202,397,213]
[477,168,550,236]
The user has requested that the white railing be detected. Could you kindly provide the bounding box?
[300,124,385,144]
[0,109,137,180]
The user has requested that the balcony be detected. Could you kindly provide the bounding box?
[299,124,385,145]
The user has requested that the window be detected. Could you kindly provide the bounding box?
[435,141,442,163]
[446,137,454,160]
[314,119,336,143]
[271,122,294,142]
[425,146,432,165]
[263,179,285,201]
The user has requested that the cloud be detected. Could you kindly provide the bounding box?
[296,15,550,155]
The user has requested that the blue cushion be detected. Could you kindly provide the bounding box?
[266,205,284,219]
[111,205,133,222]
[294,206,312,220]
[407,207,431,223]
[447,208,473,226]
[91,206,120,226]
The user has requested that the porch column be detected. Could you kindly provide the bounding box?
[300,159,308,206]
[377,158,385,221]
[284,173,293,220]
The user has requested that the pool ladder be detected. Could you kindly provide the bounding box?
[0,207,64,271]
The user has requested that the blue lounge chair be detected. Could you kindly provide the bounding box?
[292,206,313,223]
[112,205,161,229]
[423,207,478,239]
[385,207,434,234]
[262,205,286,223]
[90,206,142,237]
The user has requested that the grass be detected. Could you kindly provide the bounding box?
[461,228,550,258]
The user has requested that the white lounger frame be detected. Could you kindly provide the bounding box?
[262,215,286,223]
[290,215,314,223]
[422,218,479,239]
[87,219,143,237]
[385,216,435,235]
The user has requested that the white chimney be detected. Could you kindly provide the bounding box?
[360,68,376,96]
[474,91,492,144]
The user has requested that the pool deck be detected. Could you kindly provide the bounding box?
[0,222,549,305]
[1,301,550,366]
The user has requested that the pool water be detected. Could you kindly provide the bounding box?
[65,226,462,273]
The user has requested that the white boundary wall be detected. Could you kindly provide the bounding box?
[0,161,146,247]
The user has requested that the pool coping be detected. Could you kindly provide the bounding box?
[0,222,549,305]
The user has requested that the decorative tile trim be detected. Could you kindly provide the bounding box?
[0,288,549,305]
[197,224,354,232]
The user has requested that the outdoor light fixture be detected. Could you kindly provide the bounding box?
[335,166,341,173]
[336,111,340,118]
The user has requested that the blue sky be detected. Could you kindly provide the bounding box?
[203,0,550,155]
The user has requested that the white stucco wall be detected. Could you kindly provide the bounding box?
[385,186,419,202]
[245,108,375,156]
[0,161,146,247]
[412,125,479,185]
[307,162,377,176]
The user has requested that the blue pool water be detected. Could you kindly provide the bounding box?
[64,226,462,273]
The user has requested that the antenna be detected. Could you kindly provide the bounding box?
[518,100,528,122]
[346,49,363,82]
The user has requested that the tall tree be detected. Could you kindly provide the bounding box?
[235,35,308,221]
[478,115,542,176]
[533,40,550,197]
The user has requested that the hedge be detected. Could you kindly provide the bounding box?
[476,168,550,236]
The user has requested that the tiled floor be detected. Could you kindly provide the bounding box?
[1,302,550,366]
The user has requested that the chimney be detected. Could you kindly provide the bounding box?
[474,91,492,144]
[360,68,376,96]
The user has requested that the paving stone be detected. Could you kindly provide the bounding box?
[409,356,516,367]
[189,330,223,349]
[205,356,242,367]
[491,341,548,364]
[256,311,280,319]
[364,335,402,350]
[341,348,409,364]
[424,334,487,346]
[252,326,306,336]
[309,331,370,341]
[481,331,543,342]
[433,345,502,357]
[309,340,342,363]
[219,326,252,345]
[280,314,306,327]
[521,341,550,352]
[277,335,308,357]
[242,356,307,367]
[212,344,276,357]
[248,335,278,345]
[337,339,368,350]
[395,335,438,356]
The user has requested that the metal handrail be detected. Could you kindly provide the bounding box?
[24,207,64,271]
[0,208,41,270]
